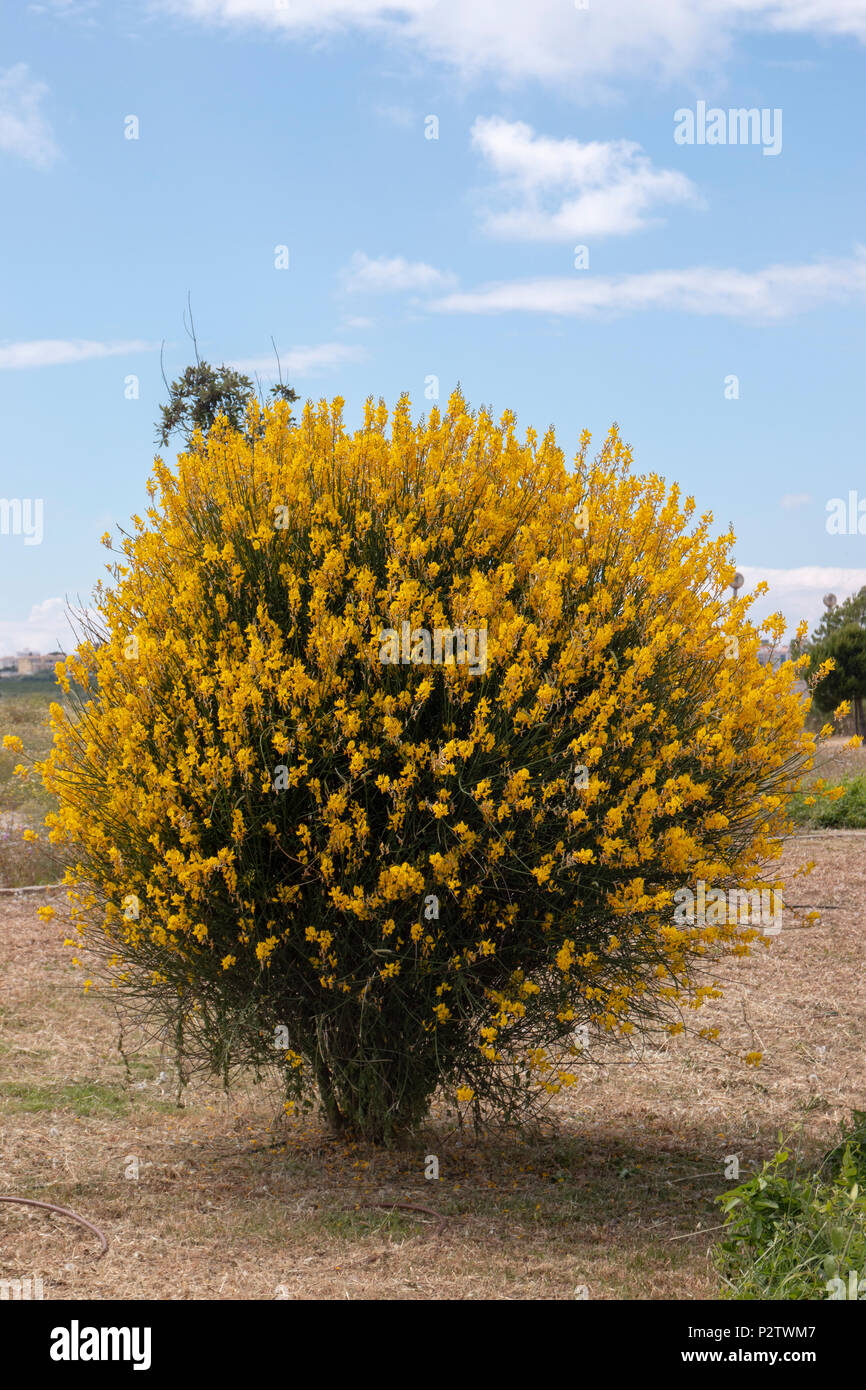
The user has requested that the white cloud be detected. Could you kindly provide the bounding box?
[0,597,75,658]
[153,1,866,88]
[471,117,700,240]
[739,565,866,638]
[731,0,866,42]
[230,342,365,376]
[0,339,155,369]
[342,252,457,294]
[0,64,59,169]
[27,0,99,17]
[430,251,866,320]
[28,1,99,14]
[781,492,813,509]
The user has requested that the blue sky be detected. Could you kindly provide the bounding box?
[1,0,865,653]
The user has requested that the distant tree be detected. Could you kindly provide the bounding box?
[157,301,298,448]
[157,361,258,447]
[811,587,866,643]
[811,625,866,734]
[802,589,866,735]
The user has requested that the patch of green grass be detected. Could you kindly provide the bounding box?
[0,679,64,812]
[0,678,77,886]
[318,1206,421,1239]
[110,1052,163,1080]
[0,1079,130,1116]
[0,677,86,804]
[789,773,866,828]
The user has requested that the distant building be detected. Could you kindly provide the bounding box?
[0,650,65,677]
[758,642,789,670]
[758,643,808,697]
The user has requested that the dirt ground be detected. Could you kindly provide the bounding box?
[1,830,864,1301]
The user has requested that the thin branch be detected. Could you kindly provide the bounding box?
[667,1222,728,1242]
[183,291,201,366]
[159,339,171,400]
[349,1201,449,1229]
[0,883,63,893]
[0,1195,109,1259]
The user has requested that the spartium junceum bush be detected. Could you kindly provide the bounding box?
[26,391,827,1141]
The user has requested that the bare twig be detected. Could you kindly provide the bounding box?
[666,1222,728,1242]
[350,1200,449,1229]
[0,883,63,893]
[0,1195,109,1258]
[666,1173,725,1184]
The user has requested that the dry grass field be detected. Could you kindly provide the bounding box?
[1,822,863,1301]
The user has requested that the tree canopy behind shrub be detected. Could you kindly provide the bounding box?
[157,360,298,448]
[28,391,819,1141]
[800,590,866,736]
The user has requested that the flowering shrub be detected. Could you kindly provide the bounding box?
[30,391,819,1140]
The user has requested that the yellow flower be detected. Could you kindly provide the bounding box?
[255,935,279,963]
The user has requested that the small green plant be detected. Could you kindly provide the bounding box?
[822,1109,866,1182]
[714,1114,866,1299]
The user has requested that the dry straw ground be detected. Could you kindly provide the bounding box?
[1,817,863,1300]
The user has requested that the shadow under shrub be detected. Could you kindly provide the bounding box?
[30,391,816,1141]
